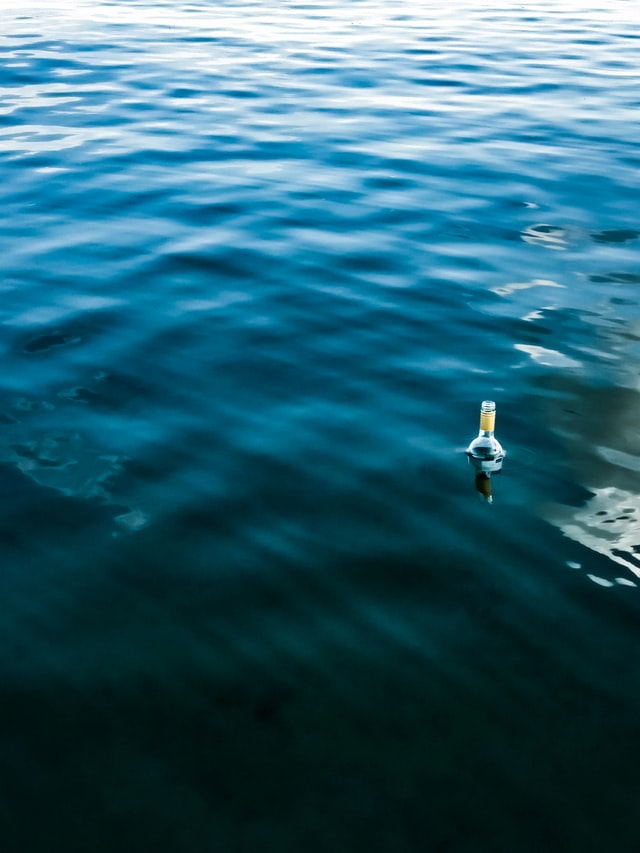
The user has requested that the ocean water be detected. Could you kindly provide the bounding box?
[1,1,640,849]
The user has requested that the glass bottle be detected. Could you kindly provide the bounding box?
[466,400,505,476]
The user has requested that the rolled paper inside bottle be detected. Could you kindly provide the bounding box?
[479,410,495,431]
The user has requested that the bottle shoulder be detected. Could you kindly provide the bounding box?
[466,434,505,459]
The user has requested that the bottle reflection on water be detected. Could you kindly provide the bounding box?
[466,401,506,502]
[474,472,494,503]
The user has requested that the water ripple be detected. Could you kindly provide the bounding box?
[2,4,640,847]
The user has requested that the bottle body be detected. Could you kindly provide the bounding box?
[466,401,505,476]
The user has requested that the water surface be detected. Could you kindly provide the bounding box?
[1,2,640,850]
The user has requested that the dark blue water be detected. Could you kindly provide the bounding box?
[2,2,640,850]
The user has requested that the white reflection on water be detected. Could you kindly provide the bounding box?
[586,575,614,587]
[521,224,569,251]
[492,278,563,297]
[597,446,640,474]
[0,125,96,155]
[514,344,582,369]
[548,388,640,582]
[554,487,640,580]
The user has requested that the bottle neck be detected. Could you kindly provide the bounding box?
[479,409,495,435]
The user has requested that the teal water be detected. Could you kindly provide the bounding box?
[2,2,640,850]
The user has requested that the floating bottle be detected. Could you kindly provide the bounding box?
[466,400,505,477]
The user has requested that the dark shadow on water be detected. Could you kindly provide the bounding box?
[1,461,639,852]
[591,229,639,244]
